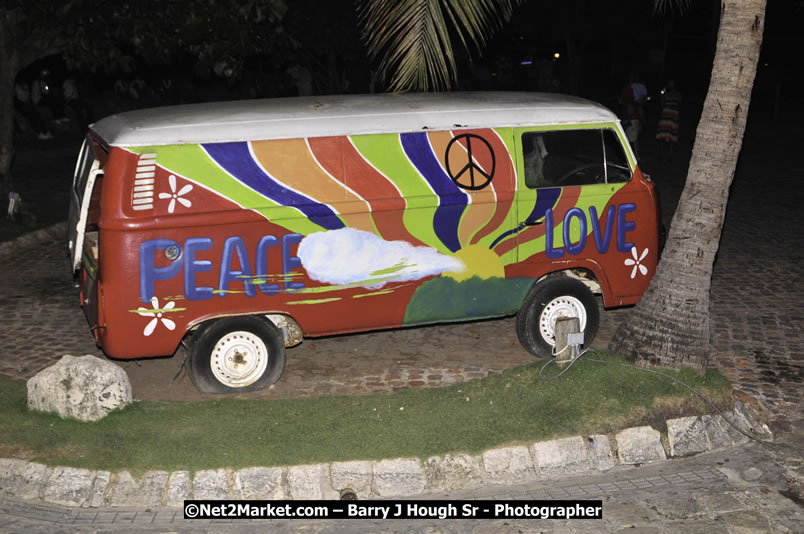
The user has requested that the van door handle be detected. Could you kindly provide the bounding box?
[518,218,544,229]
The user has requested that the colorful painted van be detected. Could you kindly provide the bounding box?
[68,92,660,393]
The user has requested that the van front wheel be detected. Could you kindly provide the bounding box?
[187,317,286,394]
[516,278,599,358]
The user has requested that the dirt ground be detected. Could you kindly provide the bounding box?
[115,305,629,402]
[122,318,537,402]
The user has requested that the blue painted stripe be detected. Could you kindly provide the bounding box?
[203,142,345,230]
[489,227,520,250]
[400,133,467,252]
[527,187,562,223]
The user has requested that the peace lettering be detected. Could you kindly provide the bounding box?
[139,233,304,303]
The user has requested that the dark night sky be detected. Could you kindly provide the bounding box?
[481,0,800,104]
[446,0,803,127]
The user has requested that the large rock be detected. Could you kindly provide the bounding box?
[27,355,132,422]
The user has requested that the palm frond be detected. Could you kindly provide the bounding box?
[652,0,691,15]
[357,0,519,92]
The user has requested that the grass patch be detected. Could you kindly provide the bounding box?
[1,352,733,474]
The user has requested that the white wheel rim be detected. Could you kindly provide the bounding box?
[210,331,269,388]
[538,296,587,346]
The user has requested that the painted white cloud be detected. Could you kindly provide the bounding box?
[297,228,465,288]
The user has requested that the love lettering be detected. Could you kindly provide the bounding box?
[545,203,636,258]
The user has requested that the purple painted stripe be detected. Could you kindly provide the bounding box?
[203,142,344,230]
[400,132,467,252]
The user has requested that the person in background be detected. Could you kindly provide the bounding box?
[29,70,56,140]
[619,73,642,157]
[631,75,647,108]
[14,79,43,138]
[62,73,93,131]
[656,80,681,161]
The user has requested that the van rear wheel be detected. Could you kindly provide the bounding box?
[516,277,599,358]
[187,317,286,394]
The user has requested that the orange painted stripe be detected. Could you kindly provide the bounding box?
[458,129,516,245]
[307,137,345,184]
[251,138,375,233]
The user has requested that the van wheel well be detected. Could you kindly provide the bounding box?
[540,268,601,295]
[184,313,303,349]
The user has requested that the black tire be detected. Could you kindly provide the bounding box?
[516,277,600,358]
[187,316,286,394]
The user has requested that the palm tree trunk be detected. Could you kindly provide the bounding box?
[608,0,767,373]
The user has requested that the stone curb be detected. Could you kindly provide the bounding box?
[0,221,68,258]
[0,403,771,508]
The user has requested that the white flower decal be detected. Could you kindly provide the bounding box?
[158,175,193,213]
[625,246,649,279]
[137,297,177,336]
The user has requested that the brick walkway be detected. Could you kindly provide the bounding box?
[0,125,801,424]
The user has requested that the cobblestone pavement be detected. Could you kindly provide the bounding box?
[1,427,803,533]
[707,163,804,431]
[1,120,801,419]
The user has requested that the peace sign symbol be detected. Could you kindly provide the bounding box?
[445,134,496,191]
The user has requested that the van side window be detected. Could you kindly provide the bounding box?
[523,129,631,188]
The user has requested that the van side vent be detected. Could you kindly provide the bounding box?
[132,153,157,211]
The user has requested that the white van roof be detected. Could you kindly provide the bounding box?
[91,92,618,147]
